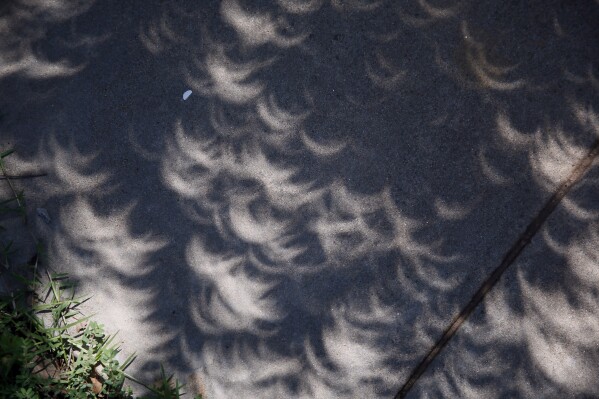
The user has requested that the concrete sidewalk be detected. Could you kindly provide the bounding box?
[408,156,599,398]
[1,0,598,397]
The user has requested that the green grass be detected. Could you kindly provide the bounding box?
[0,149,202,399]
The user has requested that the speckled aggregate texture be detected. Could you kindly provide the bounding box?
[0,0,598,397]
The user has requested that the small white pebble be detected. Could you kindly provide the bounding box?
[183,90,192,100]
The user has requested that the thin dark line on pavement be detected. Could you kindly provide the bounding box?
[0,173,47,180]
[394,138,599,399]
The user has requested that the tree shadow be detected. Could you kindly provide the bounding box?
[1,0,598,397]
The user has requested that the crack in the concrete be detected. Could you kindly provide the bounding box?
[395,138,599,399]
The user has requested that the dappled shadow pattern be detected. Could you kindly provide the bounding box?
[1,0,598,397]
[409,160,599,398]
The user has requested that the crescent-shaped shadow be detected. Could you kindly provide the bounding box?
[1,0,598,397]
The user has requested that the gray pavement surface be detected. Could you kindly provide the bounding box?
[408,159,599,398]
[0,0,598,397]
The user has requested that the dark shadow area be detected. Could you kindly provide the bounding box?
[1,0,598,397]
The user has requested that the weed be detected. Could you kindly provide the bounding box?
[0,149,202,399]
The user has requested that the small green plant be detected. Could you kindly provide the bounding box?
[0,270,134,398]
[0,149,202,399]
